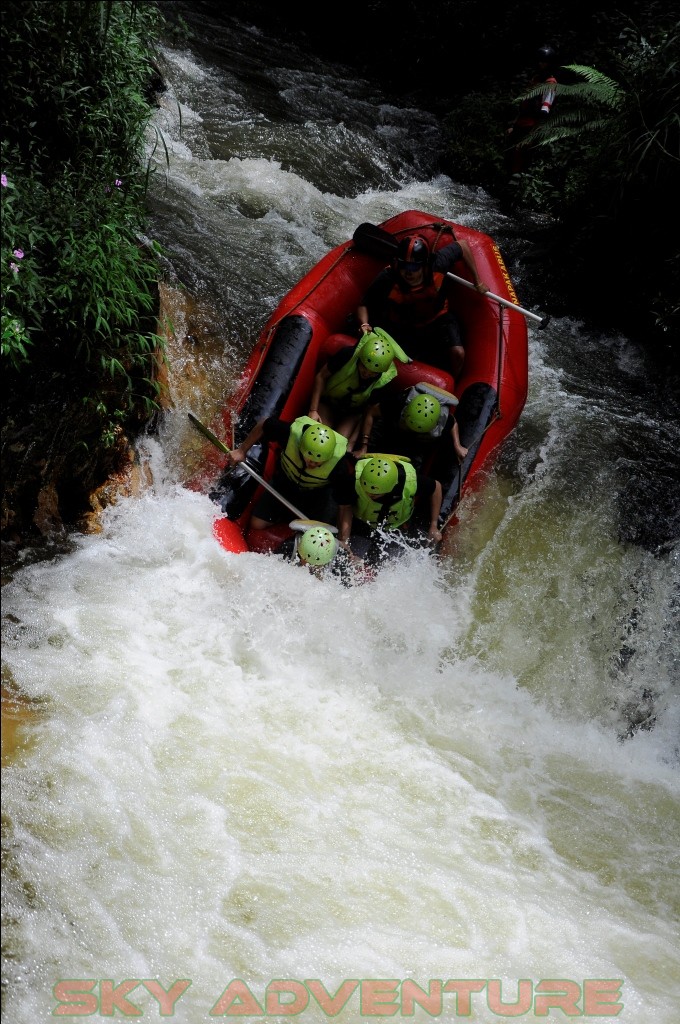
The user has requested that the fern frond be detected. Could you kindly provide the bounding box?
[525,119,613,147]
[564,64,622,92]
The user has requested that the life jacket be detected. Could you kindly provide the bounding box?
[386,271,449,329]
[323,330,410,409]
[353,455,417,530]
[279,416,348,489]
[399,381,458,440]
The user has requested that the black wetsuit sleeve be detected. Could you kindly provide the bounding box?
[262,418,292,445]
[432,241,463,271]
[326,347,355,374]
[362,270,393,316]
[415,474,437,498]
[332,464,357,505]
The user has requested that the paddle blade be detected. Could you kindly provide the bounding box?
[213,517,249,553]
[289,518,338,535]
[352,222,398,258]
[188,412,230,454]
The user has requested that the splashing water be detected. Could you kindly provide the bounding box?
[2,6,679,1022]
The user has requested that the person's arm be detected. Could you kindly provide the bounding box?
[357,271,391,335]
[428,479,443,543]
[456,239,489,294]
[353,401,380,456]
[224,418,267,466]
[357,303,372,335]
[336,504,363,564]
[332,471,362,560]
[336,504,354,546]
[308,364,332,421]
[451,418,468,462]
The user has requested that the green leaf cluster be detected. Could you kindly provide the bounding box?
[1,0,166,446]
[442,13,678,342]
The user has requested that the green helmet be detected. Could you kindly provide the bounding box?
[300,424,335,462]
[359,334,394,374]
[360,457,399,496]
[402,393,441,433]
[297,526,337,565]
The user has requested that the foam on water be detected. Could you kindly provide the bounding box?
[2,468,679,1022]
[3,11,678,1021]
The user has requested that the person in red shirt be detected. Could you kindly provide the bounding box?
[356,234,488,378]
[506,44,559,175]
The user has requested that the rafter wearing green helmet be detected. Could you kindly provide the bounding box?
[358,333,395,374]
[359,457,399,496]
[300,424,336,464]
[297,525,338,566]
[402,393,442,434]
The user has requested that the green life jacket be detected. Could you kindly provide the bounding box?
[400,381,458,440]
[323,329,410,409]
[280,416,348,489]
[353,454,417,529]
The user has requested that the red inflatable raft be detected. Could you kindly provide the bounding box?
[190,210,534,556]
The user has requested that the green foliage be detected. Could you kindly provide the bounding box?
[526,21,679,335]
[1,173,46,366]
[441,92,510,195]
[441,9,678,340]
[1,0,166,449]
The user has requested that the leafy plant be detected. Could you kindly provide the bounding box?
[523,21,678,335]
[1,1,167,427]
[1,1,171,541]
[523,23,678,194]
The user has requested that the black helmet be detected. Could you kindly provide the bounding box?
[396,235,429,268]
[536,45,557,63]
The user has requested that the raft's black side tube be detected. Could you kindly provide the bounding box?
[236,315,314,440]
[212,315,314,518]
[438,382,498,526]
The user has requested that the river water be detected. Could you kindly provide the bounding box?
[2,3,679,1022]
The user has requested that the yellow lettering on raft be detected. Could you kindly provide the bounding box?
[492,243,519,304]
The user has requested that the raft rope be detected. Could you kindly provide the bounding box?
[250,221,458,383]
[236,225,453,418]
[235,225,507,492]
[236,243,358,415]
[446,300,505,520]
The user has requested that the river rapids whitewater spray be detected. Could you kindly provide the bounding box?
[2,4,678,1022]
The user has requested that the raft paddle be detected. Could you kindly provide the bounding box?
[188,413,338,532]
[352,222,551,329]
